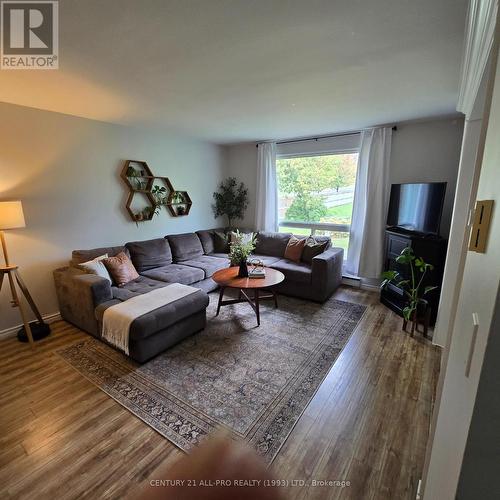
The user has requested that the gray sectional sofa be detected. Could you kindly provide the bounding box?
[54,230,343,362]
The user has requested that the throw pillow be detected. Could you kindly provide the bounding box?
[213,231,230,253]
[229,231,254,245]
[78,254,112,282]
[301,237,329,264]
[284,236,306,263]
[103,251,139,286]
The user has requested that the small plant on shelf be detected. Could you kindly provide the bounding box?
[126,165,144,190]
[151,185,168,208]
[172,191,185,204]
[380,247,438,332]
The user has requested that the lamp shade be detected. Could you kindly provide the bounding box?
[0,201,26,230]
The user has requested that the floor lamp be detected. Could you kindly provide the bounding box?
[0,201,51,346]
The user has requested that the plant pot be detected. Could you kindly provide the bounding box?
[238,261,248,278]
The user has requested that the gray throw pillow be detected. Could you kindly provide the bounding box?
[301,237,329,264]
[213,231,229,253]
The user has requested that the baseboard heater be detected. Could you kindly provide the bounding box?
[342,275,361,288]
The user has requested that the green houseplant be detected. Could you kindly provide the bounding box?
[381,247,438,332]
[212,177,249,229]
[229,230,256,277]
[151,185,168,213]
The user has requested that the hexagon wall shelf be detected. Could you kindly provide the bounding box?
[121,161,192,222]
[166,190,192,217]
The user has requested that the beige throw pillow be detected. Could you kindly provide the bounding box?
[103,252,139,286]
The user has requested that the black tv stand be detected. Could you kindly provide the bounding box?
[381,228,447,325]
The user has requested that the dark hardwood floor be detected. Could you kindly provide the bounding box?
[0,287,440,499]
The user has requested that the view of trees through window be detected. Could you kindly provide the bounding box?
[276,153,358,256]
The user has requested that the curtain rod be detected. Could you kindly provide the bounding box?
[256,125,397,147]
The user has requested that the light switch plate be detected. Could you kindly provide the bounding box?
[469,200,494,253]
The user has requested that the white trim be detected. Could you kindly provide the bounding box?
[0,312,61,339]
[276,148,359,159]
[279,221,350,233]
[276,134,360,157]
[457,0,498,117]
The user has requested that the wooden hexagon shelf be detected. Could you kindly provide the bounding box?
[121,160,192,222]
[121,160,154,192]
[166,190,192,217]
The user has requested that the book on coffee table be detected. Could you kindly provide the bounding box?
[248,268,266,279]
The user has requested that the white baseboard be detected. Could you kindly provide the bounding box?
[360,282,381,292]
[0,311,61,339]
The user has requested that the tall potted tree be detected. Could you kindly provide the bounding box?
[212,177,249,229]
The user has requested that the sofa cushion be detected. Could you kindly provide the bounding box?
[209,252,230,260]
[196,230,215,254]
[271,259,312,284]
[248,254,281,266]
[181,255,230,278]
[125,238,173,272]
[71,246,129,266]
[128,289,209,341]
[111,276,167,301]
[255,232,292,257]
[167,233,204,261]
[141,263,205,285]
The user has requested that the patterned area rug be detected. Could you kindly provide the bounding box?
[58,293,365,463]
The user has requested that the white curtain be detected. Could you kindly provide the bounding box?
[345,127,392,278]
[255,142,278,232]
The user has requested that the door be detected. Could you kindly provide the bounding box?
[422,49,500,499]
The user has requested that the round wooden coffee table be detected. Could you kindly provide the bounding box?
[212,266,285,326]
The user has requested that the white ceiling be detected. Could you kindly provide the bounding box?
[0,0,467,144]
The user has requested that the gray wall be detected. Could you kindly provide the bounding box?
[223,143,258,228]
[224,116,464,238]
[0,102,225,332]
[389,117,464,237]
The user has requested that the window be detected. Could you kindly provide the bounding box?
[276,153,358,258]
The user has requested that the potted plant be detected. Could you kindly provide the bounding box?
[212,177,249,229]
[172,191,185,204]
[151,185,168,209]
[126,166,143,190]
[381,247,438,333]
[229,230,256,277]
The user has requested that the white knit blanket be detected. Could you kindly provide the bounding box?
[101,283,199,355]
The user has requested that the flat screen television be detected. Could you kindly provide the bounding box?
[387,182,446,235]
